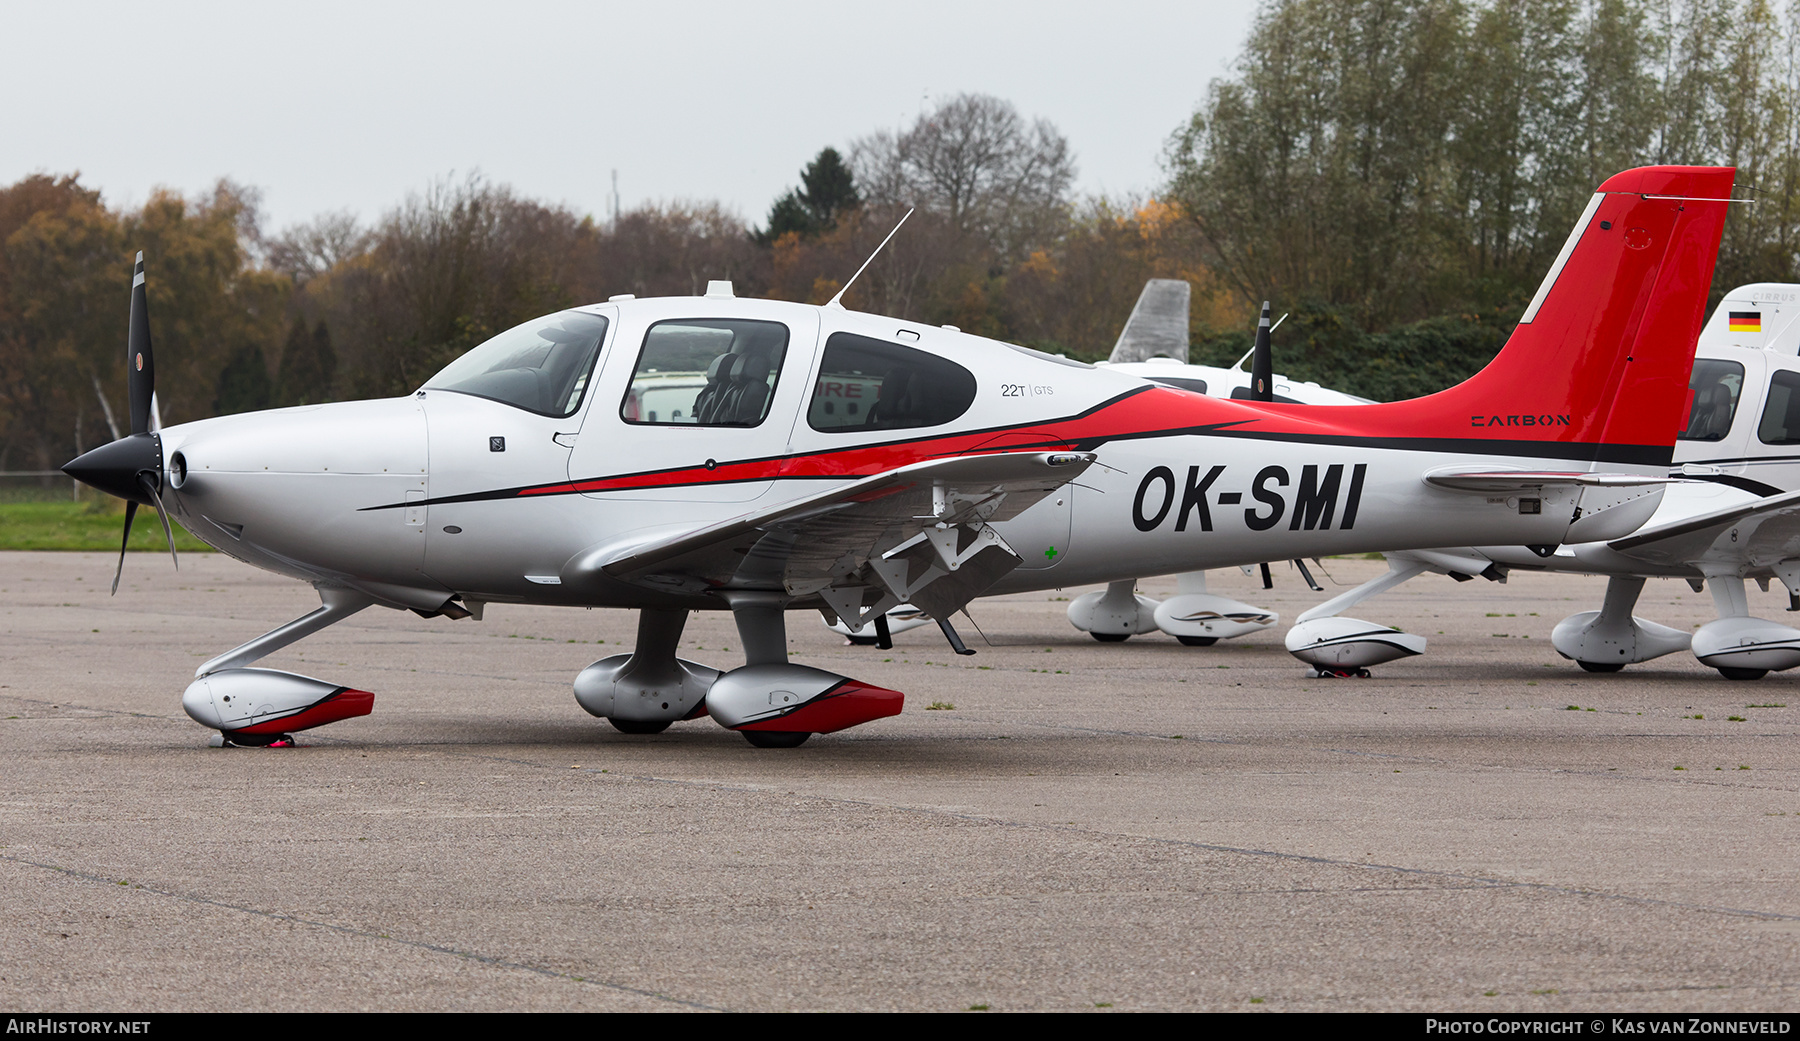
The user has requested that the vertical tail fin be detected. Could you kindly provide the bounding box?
[1373,165,1735,467]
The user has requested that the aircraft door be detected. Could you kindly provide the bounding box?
[1737,352,1800,490]
[784,330,1073,568]
[1677,352,1761,482]
[418,308,614,593]
[567,308,820,504]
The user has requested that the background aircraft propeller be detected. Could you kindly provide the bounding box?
[1249,299,1273,402]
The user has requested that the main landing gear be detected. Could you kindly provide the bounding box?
[1549,575,1691,674]
[1551,572,1800,679]
[575,594,903,747]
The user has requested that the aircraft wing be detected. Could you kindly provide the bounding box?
[1605,488,1800,569]
[568,452,1094,622]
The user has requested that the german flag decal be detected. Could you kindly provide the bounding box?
[1730,311,1762,332]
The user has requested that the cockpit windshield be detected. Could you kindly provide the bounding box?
[423,311,609,417]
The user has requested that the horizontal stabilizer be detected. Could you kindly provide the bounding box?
[1423,469,1670,492]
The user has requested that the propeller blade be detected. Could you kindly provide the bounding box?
[127,252,155,436]
[1249,300,1273,402]
[112,501,138,595]
[138,472,180,573]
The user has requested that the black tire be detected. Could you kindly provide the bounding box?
[1091,632,1131,643]
[1577,660,1625,674]
[742,730,811,748]
[1176,635,1218,647]
[608,718,672,735]
[1717,666,1768,681]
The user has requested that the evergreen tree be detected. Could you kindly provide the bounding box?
[758,148,862,243]
[797,147,860,226]
[278,317,337,405]
[213,344,272,415]
[762,190,817,242]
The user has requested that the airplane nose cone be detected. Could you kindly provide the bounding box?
[63,433,162,505]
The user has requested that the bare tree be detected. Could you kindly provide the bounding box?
[853,93,1076,263]
[267,210,372,284]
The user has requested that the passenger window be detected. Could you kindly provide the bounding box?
[1149,376,1208,395]
[1681,359,1745,442]
[622,319,788,426]
[1758,369,1800,445]
[808,333,978,432]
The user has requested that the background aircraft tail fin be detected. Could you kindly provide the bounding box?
[1109,279,1191,363]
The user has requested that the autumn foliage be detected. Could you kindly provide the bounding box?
[5,0,1799,471]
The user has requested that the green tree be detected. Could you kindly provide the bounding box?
[0,176,127,470]
[1167,0,1467,328]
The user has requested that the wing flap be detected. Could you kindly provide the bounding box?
[566,452,1094,615]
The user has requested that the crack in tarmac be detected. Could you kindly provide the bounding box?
[0,852,725,1011]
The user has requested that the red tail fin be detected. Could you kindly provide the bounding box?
[1358,165,1735,466]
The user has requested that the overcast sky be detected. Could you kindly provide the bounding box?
[3,0,1259,233]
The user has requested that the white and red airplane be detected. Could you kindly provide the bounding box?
[64,165,1733,746]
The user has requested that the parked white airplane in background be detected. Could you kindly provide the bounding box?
[1285,281,1800,681]
[65,165,1733,746]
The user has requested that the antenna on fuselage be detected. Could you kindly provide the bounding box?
[827,208,914,310]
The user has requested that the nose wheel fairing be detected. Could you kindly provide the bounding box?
[183,668,374,743]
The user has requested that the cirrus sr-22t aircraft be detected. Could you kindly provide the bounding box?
[65,165,1734,747]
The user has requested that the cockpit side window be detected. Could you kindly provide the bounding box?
[808,333,978,432]
[621,319,790,426]
[423,311,608,418]
[1681,359,1745,442]
[1757,368,1800,445]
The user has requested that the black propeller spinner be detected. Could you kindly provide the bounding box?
[62,251,179,593]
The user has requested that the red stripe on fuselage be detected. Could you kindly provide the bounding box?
[511,384,1669,501]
